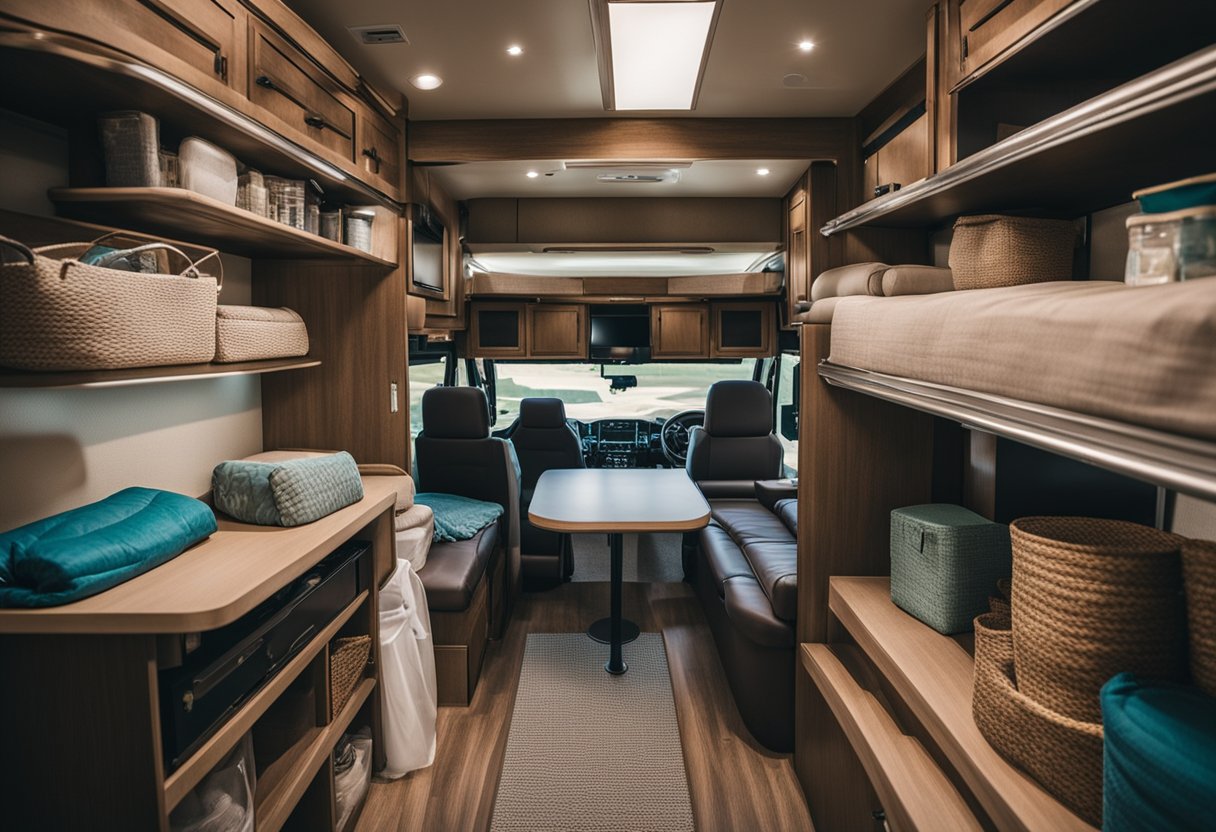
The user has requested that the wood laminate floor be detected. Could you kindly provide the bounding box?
[356,580,814,832]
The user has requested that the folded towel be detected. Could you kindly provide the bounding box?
[212,451,364,527]
[0,487,217,608]
[414,493,503,543]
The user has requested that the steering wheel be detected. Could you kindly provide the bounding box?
[660,409,705,468]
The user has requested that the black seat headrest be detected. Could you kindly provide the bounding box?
[421,386,491,439]
[519,397,568,429]
[703,380,774,438]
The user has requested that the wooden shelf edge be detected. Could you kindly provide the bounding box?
[163,591,369,811]
[828,577,1096,832]
[0,357,321,389]
[801,643,981,832]
[255,676,377,832]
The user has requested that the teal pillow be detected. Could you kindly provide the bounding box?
[212,452,364,527]
[1102,672,1216,832]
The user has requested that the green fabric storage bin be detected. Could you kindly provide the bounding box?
[1102,672,1216,832]
[890,504,1011,634]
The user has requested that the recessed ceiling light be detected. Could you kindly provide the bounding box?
[756,168,771,176]
[506,44,524,56]
[410,73,443,90]
[798,40,815,52]
[526,170,540,178]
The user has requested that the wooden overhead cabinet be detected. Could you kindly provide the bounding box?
[711,302,774,358]
[470,303,528,358]
[528,305,587,359]
[651,304,709,359]
[356,106,403,194]
[957,0,1078,79]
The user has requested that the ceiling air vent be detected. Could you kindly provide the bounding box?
[596,172,677,184]
[349,25,409,45]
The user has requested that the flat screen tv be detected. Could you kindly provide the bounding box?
[411,215,444,294]
[590,304,650,361]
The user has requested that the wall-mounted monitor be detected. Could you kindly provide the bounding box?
[410,204,445,295]
[590,304,651,361]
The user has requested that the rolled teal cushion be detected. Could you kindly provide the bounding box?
[0,487,217,607]
[212,452,364,527]
[1102,672,1216,832]
[414,493,503,543]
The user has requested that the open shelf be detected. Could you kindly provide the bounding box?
[802,643,981,831]
[255,677,375,832]
[0,356,320,389]
[48,188,397,267]
[827,577,1095,832]
[820,45,1216,235]
[818,361,1216,503]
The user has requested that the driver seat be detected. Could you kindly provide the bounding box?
[510,397,585,586]
[685,380,784,500]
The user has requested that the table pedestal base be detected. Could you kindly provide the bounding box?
[587,617,640,645]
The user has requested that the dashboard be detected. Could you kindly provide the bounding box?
[571,418,669,468]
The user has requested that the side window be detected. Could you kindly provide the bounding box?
[408,355,447,440]
[775,352,800,474]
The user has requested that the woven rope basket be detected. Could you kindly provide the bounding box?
[972,607,1104,826]
[1182,538,1216,697]
[214,305,309,363]
[1010,517,1186,723]
[330,635,371,721]
[948,214,1078,290]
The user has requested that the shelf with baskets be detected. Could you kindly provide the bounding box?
[820,45,1216,235]
[48,188,397,268]
[822,576,1096,832]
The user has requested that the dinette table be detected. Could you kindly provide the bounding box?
[528,468,711,674]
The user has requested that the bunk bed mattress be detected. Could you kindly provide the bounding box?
[828,280,1216,441]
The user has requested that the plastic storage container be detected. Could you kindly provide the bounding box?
[98,111,161,187]
[169,732,255,832]
[1125,206,1216,285]
[344,209,375,253]
[266,177,305,230]
[236,169,268,218]
[319,209,342,242]
[334,729,373,830]
[179,138,238,205]
[889,503,1011,634]
[158,150,179,189]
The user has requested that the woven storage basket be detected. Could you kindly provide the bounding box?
[949,214,1078,289]
[890,504,1012,634]
[1010,517,1186,723]
[330,635,371,720]
[972,606,1104,826]
[1182,538,1216,697]
[0,235,219,371]
[215,305,309,363]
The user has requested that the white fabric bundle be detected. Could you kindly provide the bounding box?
[378,559,438,778]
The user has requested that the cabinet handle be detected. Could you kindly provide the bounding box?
[256,75,352,140]
[362,146,382,173]
[213,52,228,81]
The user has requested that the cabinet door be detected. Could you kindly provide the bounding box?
[651,304,708,358]
[529,305,586,359]
[471,303,527,358]
[249,21,356,162]
[712,302,774,358]
[356,106,403,195]
[875,114,930,193]
[787,199,809,324]
[959,0,1076,78]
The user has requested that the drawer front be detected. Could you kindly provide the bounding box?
[249,21,355,161]
[149,0,245,88]
[356,108,402,193]
[959,0,1076,77]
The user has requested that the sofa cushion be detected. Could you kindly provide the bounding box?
[710,500,793,544]
[774,498,798,537]
[700,522,755,597]
[418,521,499,611]
[741,539,799,622]
[722,577,795,647]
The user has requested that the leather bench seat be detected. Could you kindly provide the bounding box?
[418,521,499,612]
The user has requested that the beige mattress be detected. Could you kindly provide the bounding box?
[828,280,1216,441]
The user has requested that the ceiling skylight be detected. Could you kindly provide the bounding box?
[599,1,720,111]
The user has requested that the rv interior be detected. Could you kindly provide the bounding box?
[2,0,1215,830]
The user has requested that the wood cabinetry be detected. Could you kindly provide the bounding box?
[863,113,931,200]
[651,304,709,358]
[710,302,774,358]
[784,163,838,325]
[528,305,587,359]
[470,303,528,358]
[356,107,403,194]
[957,0,1077,79]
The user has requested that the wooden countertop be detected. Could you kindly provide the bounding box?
[0,477,398,635]
[528,469,711,533]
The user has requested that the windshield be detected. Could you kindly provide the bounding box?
[408,358,448,439]
[493,361,757,424]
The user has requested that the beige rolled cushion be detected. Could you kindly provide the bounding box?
[395,505,434,570]
[803,296,846,324]
[810,262,888,301]
[880,265,955,297]
[828,279,1216,441]
[215,305,309,363]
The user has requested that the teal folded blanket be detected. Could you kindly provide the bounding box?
[0,487,217,608]
[212,452,364,527]
[414,493,503,542]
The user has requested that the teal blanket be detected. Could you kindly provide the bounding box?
[0,488,217,608]
[212,452,364,527]
[414,493,503,543]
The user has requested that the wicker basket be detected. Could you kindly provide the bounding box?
[949,214,1078,289]
[972,606,1104,826]
[1009,517,1186,723]
[215,305,309,363]
[1182,538,1216,697]
[330,635,371,721]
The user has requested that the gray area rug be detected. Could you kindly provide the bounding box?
[491,633,695,832]
[571,532,684,583]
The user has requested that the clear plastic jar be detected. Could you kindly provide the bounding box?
[1126,206,1216,285]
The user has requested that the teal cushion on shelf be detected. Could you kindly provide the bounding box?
[0,487,217,607]
[212,451,363,527]
[1102,672,1216,832]
[414,493,503,543]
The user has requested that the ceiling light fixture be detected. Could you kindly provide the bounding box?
[409,73,443,90]
[506,44,524,56]
[798,40,815,52]
[526,170,540,178]
[756,168,771,176]
[590,0,723,111]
